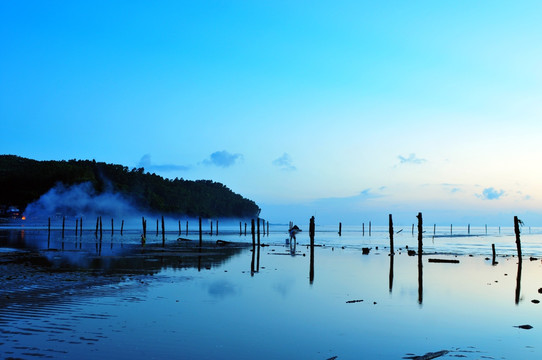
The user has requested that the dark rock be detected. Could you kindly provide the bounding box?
[514,324,533,330]
[362,247,370,255]
[532,299,540,304]
[407,250,416,256]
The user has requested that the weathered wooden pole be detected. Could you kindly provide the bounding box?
[156,219,159,236]
[450,224,452,236]
[468,224,470,235]
[338,222,342,236]
[121,220,124,236]
[216,220,218,236]
[99,216,103,239]
[161,215,165,247]
[199,217,202,246]
[75,219,79,236]
[111,218,114,236]
[257,218,260,245]
[267,221,269,236]
[240,222,242,235]
[186,221,188,236]
[245,222,247,236]
[417,213,423,255]
[485,224,488,235]
[492,243,497,265]
[433,224,436,235]
[62,216,65,239]
[251,219,255,247]
[210,221,213,236]
[80,217,83,237]
[178,220,181,236]
[309,216,315,284]
[142,216,146,238]
[369,221,371,236]
[388,214,394,254]
[95,217,99,238]
[362,223,365,236]
[411,224,414,235]
[514,216,522,260]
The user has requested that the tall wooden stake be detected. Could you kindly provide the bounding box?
[388,214,394,254]
[199,217,202,246]
[338,222,342,236]
[514,216,522,260]
[161,215,165,247]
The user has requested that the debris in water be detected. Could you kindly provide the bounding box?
[514,324,533,330]
[403,350,449,360]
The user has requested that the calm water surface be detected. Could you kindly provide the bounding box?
[1,221,542,359]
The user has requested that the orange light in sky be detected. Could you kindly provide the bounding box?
[22,216,26,220]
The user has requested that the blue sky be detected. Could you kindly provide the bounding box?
[2,1,542,226]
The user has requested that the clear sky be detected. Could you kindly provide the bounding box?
[2,1,542,226]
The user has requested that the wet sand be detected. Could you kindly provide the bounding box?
[1,229,542,359]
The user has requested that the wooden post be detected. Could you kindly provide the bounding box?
[47,217,51,248]
[80,217,83,237]
[111,218,114,236]
[121,220,124,236]
[514,216,522,260]
[156,219,159,236]
[433,224,436,235]
[411,224,414,235]
[62,216,65,239]
[251,219,255,246]
[492,243,497,265]
[199,217,202,246]
[362,223,365,236]
[99,216,102,239]
[267,221,269,236]
[417,213,423,255]
[309,216,315,284]
[216,220,218,236]
[75,219,79,236]
[178,220,181,236]
[244,222,247,236]
[240,222,242,235]
[210,221,213,236]
[142,216,146,239]
[485,224,487,235]
[417,212,423,305]
[369,221,371,236]
[186,221,188,236]
[388,214,394,254]
[450,224,452,236]
[95,217,99,238]
[161,215,165,247]
[468,224,470,235]
[257,218,260,245]
[338,222,342,236]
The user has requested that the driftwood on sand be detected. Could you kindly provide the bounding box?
[403,350,449,360]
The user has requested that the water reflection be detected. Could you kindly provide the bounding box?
[418,254,423,305]
[515,258,522,305]
[389,254,394,293]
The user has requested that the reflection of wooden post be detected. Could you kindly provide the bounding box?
[389,252,394,293]
[514,216,522,260]
[95,217,99,238]
[62,216,65,239]
[309,216,315,284]
[161,215,165,247]
[338,222,342,236]
[389,214,394,254]
[516,258,522,305]
[244,222,247,236]
[199,217,202,246]
[99,216,103,239]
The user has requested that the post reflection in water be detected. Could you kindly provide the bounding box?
[418,254,423,305]
[515,259,522,305]
[388,254,394,293]
[250,244,261,276]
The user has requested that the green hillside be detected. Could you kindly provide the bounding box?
[0,155,260,218]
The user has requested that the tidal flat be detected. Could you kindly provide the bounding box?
[1,224,542,359]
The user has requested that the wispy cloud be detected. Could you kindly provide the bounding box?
[138,154,190,172]
[203,150,243,168]
[398,153,426,165]
[478,187,505,200]
[272,153,297,171]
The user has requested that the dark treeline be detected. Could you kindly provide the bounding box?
[0,155,260,218]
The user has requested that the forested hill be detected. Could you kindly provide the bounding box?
[0,155,260,218]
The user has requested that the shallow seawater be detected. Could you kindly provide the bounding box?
[1,224,542,359]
